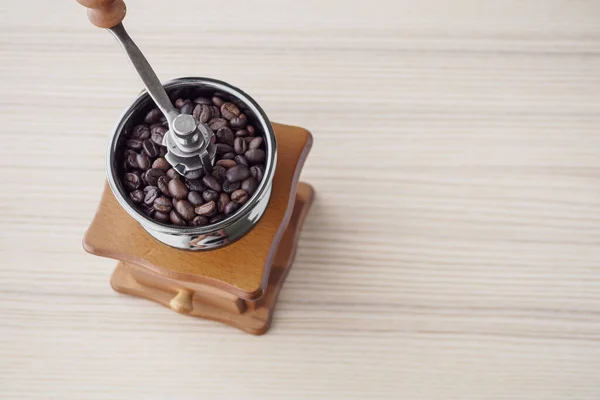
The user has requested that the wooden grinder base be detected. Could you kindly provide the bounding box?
[83,123,314,335]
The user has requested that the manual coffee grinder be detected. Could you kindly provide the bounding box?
[78,0,314,335]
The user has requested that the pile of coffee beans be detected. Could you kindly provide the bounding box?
[119,94,266,227]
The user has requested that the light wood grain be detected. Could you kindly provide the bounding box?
[1,0,600,398]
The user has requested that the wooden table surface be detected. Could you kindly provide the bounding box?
[2,0,600,398]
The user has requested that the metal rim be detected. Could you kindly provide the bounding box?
[106,77,277,236]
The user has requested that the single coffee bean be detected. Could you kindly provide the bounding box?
[145,168,166,186]
[226,165,250,182]
[150,124,168,136]
[124,172,141,191]
[140,170,148,185]
[217,192,230,213]
[246,125,256,136]
[129,189,144,203]
[221,152,236,160]
[234,129,249,137]
[184,169,203,180]
[216,159,236,168]
[202,175,222,192]
[136,152,151,170]
[139,203,155,216]
[157,175,171,196]
[223,201,240,216]
[212,165,228,182]
[144,108,162,124]
[230,115,247,129]
[143,186,159,205]
[175,199,196,221]
[153,196,172,212]
[199,105,212,123]
[192,104,202,120]
[249,137,263,150]
[194,96,212,105]
[142,139,159,158]
[209,214,225,224]
[159,147,167,157]
[195,200,217,216]
[152,157,170,171]
[241,177,259,195]
[231,189,249,205]
[187,191,204,206]
[222,180,241,194]
[216,127,234,146]
[180,101,194,115]
[245,149,266,164]
[221,102,240,120]
[168,178,189,200]
[184,179,205,192]
[209,118,228,131]
[126,139,143,150]
[234,155,248,167]
[244,136,255,144]
[131,125,150,140]
[216,143,234,154]
[154,211,170,223]
[151,131,165,146]
[250,165,264,181]
[191,215,209,226]
[210,106,221,119]
[125,153,139,169]
[166,168,179,180]
[234,137,248,155]
[202,189,219,202]
[169,210,187,226]
[212,96,225,107]
[174,98,185,108]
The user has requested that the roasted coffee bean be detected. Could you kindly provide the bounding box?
[143,186,159,205]
[226,165,250,182]
[124,172,141,191]
[166,168,179,180]
[184,169,203,180]
[221,102,240,120]
[139,203,154,216]
[151,131,165,146]
[168,178,189,200]
[234,155,248,167]
[175,199,196,221]
[216,127,234,146]
[191,215,209,226]
[216,143,234,154]
[241,177,259,195]
[154,211,170,223]
[184,179,205,192]
[202,175,222,192]
[192,104,202,120]
[145,168,166,186]
[216,159,236,168]
[140,170,148,185]
[250,165,264,181]
[234,129,249,137]
[210,106,221,118]
[152,157,171,171]
[150,124,168,135]
[142,140,159,158]
[153,196,172,212]
[234,137,248,155]
[129,189,144,203]
[169,210,187,226]
[159,147,167,157]
[180,101,194,115]
[249,137,263,150]
[221,152,236,160]
[245,149,265,164]
[202,189,219,202]
[223,201,240,216]
[136,152,151,170]
[212,165,228,182]
[231,189,249,205]
[187,191,204,206]
[157,175,171,196]
[144,108,162,124]
[125,153,139,169]
[195,200,217,216]
[131,125,150,140]
[194,96,212,105]
[244,136,255,144]
[126,139,143,150]
[230,116,247,129]
[175,98,185,108]
[209,214,225,224]
[209,118,228,131]
[222,180,240,194]
[246,125,256,136]
[199,105,212,123]
[217,192,230,213]
[211,96,225,107]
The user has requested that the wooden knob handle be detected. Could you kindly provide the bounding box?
[169,289,193,314]
[76,0,126,28]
